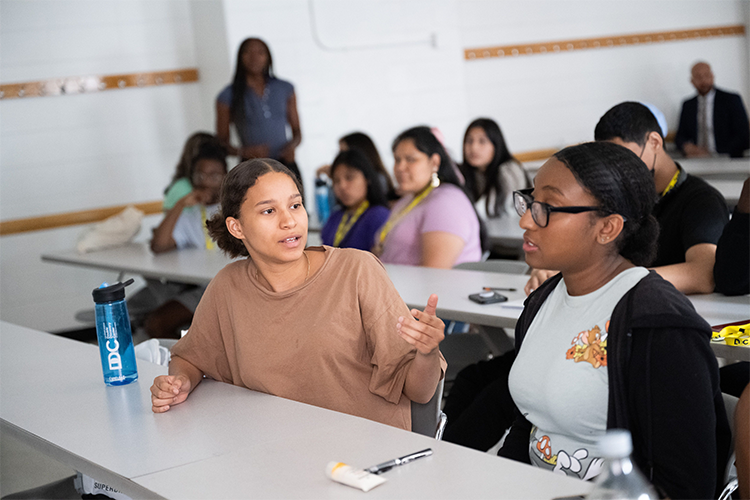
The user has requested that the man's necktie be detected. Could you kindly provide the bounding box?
[698,97,709,149]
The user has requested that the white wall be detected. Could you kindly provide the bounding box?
[460,0,749,152]
[0,0,206,220]
[0,0,208,331]
[220,0,470,196]
[216,0,747,187]
[1,0,747,332]
[188,0,231,137]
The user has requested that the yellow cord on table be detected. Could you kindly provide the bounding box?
[333,201,369,247]
[373,184,435,254]
[200,206,215,250]
[711,323,749,347]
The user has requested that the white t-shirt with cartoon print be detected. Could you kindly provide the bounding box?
[508,267,649,481]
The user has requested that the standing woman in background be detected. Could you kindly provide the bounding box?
[321,150,390,251]
[375,126,484,268]
[216,37,303,191]
[459,118,530,219]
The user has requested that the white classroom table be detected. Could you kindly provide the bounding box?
[0,321,592,499]
[523,155,750,177]
[678,157,750,180]
[42,243,750,360]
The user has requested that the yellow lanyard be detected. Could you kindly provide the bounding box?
[375,184,435,251]
[661,169,681,197]
[711,323,749,347]
[333,201,369,247]
[200,206,215,250]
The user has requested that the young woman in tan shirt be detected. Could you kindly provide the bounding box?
[150,159,446,430]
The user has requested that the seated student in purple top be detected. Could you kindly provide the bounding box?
[374,126,485,268]
[321,150,390,251]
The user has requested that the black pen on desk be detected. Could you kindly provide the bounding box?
[483,286,517,292]
[365,448,433,475]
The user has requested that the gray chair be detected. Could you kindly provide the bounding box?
[411,377,447,439]
[719,393,739,500]
[441,260,528,378]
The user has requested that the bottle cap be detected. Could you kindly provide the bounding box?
[92,278,135,304]
[597,429,633,458]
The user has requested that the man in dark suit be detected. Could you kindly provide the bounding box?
[675,62,749,158]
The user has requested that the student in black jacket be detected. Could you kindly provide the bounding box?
[497,142,730,500]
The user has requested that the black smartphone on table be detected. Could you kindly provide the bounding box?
[468,290,508,304]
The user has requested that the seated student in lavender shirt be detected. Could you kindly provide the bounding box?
[374,126,484,268]
[321,150,390,251]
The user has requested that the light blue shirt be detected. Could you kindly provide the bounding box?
[217,77,294,159]
[172,204,219,249]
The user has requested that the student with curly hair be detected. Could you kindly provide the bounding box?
[150,159,446,431]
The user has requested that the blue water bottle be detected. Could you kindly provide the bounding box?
[315,174,332,225]
[92,279,138,386]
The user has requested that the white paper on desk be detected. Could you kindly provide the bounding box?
[501,299,526,310]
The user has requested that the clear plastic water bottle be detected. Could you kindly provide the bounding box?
[92,279,138,386]
[315,174,332,225]
[586,429,658,500]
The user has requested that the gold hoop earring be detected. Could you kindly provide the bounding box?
[431,171,440,188]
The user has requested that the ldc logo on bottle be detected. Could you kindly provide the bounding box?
[103,323,122,370]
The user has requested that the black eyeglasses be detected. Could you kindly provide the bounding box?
[513,188,601,228]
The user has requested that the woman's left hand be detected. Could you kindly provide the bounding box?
[397,294,445,355]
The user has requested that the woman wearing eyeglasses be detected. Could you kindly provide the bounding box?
[498,142,729,499]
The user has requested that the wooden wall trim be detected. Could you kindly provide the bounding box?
[515,148,558,162]
[0,201,163,236]
[465,25,746,61]
[0,68,199,100]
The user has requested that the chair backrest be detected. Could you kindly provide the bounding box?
[454,260,529,275]
[411,377,446,439]
[719,393,739,500]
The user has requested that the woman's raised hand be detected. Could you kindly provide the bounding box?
[396,294,445,355]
